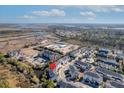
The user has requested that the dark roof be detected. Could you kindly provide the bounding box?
[84,71,101,79]
[99,48,109,53]
[58,56,71,64]
[58,81,77,88]
[75,61,89,67]
[69,65,77,73]
[96,67,123,80]
[110,81,124,88]
[96,52,108,57]
[96,59,119,67]
[40,50,62,61]
[60,56,70,61]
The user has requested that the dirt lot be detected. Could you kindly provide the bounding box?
[0,36,41,53]
[21,47,39,57]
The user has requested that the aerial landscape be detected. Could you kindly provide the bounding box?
[0,5,124,88]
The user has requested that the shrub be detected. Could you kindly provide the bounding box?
[0,76,10,88]
[0,53,6,63]
[45,80,55,88]
[7,58,18,66]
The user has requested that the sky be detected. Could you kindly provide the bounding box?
[1,5,124,24]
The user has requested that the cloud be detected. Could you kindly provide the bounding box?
[85,6,124,13]
[32,9,66,17]
[111,7,123,12]
[22,15,34,19]
[80,11,96,21]
[59,5,124,13]
[80,11,96,17]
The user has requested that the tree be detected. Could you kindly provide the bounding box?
[0,53,4,58]
[0,53,6,63]
[46,80,55,88]
[7,58,18,66]
[0,76,10,88]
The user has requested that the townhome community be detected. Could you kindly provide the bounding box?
[4,36,124,88]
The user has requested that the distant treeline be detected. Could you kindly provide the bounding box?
[53,26,124,50]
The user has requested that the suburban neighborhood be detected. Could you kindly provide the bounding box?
[1,34,124,88]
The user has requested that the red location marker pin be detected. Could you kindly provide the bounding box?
[50,63,56,72]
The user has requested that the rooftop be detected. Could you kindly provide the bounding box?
[96,67,123,80]
[84,71,101,79]
[69,65,77,73]
[44,42,79,55]
[58,81,77,88]
[75,61,90,67]
[106,81,124,88]
[96,59,119,67]
[99,48,109,52]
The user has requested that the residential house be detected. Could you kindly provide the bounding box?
[96,67,124,81]
[57,81,77,88]
[69,48,84,58]
[81,71,103,88]
[74,61,91,72]
[6,49,20,57]
[105,80,124,88]
[56,56,71,73]
[95,59,120,71]
[96,48,109,58]
[58,56,71,65]
[68,65,79,80]
[38,50,61,62]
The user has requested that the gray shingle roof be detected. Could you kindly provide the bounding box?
[75,61,89,67]
[96,59,119,67]
[106,81,124,88]
[84,71,101,79]
[96,67,123,80]
[110,81,124,88]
